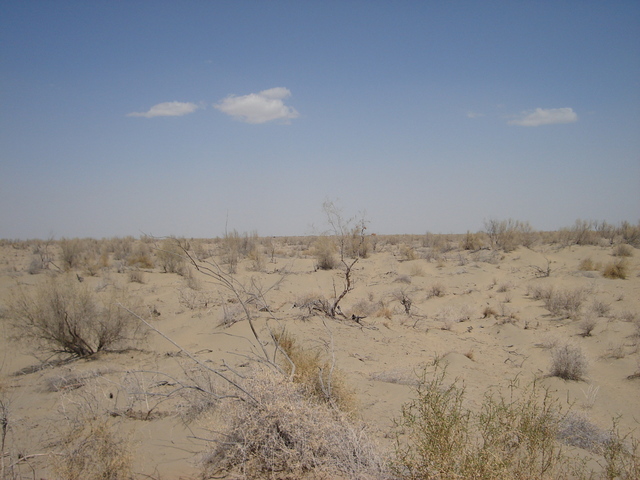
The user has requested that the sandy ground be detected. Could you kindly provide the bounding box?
[0,235,638,478]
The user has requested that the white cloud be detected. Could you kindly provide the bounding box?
[127,101,199,118]
[508,107,578,127]
[214,87,299,124]
[467,111,485,119]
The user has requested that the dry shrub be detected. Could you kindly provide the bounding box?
[400,245,417,261]
[612,244,634,257]
[427,283,446,298]
[156,237,187,274]
[578,257,599,272]
[392,367,574,479]
[461,230,482,250]
[603,259,629,279]
[51,417,134,480]
[127,269,145,284]
[578,315,598,337]
[203,366,386,479]
[273,330,355,412]
[549,343,589,381]
[8,276,144,357]
[557,411,610,452]
[314,236,338,270]
[543,287,586,319]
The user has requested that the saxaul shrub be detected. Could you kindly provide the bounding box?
[7,276,144,358]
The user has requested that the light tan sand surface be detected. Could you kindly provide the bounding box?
[1,234,638,478]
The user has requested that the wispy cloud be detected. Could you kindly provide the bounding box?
[508,107,577,127]
[467,111,485,119]
[127,101,199,118]
[214,87,299,124]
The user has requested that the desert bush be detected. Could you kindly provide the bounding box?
[7,276,144,357]
[543,287,586,319]
[203,366,385,479]
[126,242,154,268]
[155,237,187,274]
[603,259,629,279]
[273,329,355,412]
[51,416,134,480]
[247,247,265,272]
[483,218,535,252]
[392,367,573,479]
[618,220,640,247]
[313,236,338,270]
[557,411,610,452]
[59,238,86,270]
[127,270,145,284]
[613,244,634,257]
[602,419,640,479]
[400,244,417,261]
[549,343,589,381]
[589,299,611,317]
[461,230,482,250]
[579,257,599,271]
[578,315,598,337]
[427,282,446,298]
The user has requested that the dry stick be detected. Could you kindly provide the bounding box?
[177,245,277,368]
[117,304,259,405]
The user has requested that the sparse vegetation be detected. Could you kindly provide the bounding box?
[7,276,143,357]
[603,259,629,279]
[393,366,576,479]
[549,343,589,381]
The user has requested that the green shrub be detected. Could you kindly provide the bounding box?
[392,366,574,479]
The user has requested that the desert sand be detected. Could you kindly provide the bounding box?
[0,230,638,479]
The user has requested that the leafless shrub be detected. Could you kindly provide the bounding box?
[497,281,513,293]
[51,416,134,480]
[313,236,338,270]
[589,299,611,317]
[578,314,598,337]
[203,366,386,479]
[461,230,482,250]
[127,270,145,284]
[400,245,417,261]
[483,218,535,252]
[7,276,145,358]
[218,302,244,326]
[612,243,634,257]
[557,411,610,452]
[549,343,589,381]
[544,287,587,319]
[155,237,187,274]
[579,257,599,271]
[427,283,446,298]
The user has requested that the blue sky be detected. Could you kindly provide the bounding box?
[1,1,639,239]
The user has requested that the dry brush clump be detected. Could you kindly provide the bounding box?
[6,276,145,358]
[273,329,356,413]
[203,366,387,479]
[603,259,629,279]
[549,343,589,381]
